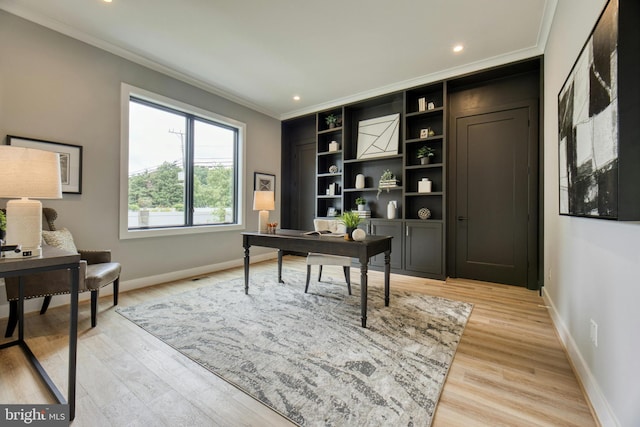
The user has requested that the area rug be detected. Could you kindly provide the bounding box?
[117,272,473,426]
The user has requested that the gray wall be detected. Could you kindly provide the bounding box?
[0,11,281,296]
[544,1,639,425]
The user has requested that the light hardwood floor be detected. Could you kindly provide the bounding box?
[0,256,597,426]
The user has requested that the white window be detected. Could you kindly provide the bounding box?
[120,84,245,239]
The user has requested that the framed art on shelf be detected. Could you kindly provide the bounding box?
[7,135,83,194]
[254,172,276,193]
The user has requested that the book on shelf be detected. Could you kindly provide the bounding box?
[354,210,371,218]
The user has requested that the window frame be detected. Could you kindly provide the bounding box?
[119,83,246,240]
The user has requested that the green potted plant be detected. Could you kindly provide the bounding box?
[377,169,398,198]
[0,209,6,241]
[417,146,436,165]
[339,211,361,240]
[355,197,366,210]
[325,114,338,129]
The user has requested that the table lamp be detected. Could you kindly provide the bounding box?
[253,190,274,233]
[0,145,62,257]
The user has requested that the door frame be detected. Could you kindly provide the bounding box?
[447,99,539,289]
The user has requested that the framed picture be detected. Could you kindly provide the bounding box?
[327,207,337,217]
[356,113,400,159]
[7,135,83,194]
[558,0,618,218]
[254,172,276,192]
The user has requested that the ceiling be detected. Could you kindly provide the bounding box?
[0,0,556,120]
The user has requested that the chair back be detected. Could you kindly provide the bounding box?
[313,219,346,234]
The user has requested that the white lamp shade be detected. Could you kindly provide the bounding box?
[253,191,275,211]
[0,146,62,256]
[0,145,62,198]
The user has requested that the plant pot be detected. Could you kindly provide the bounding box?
[357,204,365,211]
[344,227,354,241]
[420,157,430,165]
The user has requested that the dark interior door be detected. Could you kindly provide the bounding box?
[455,107,530,286]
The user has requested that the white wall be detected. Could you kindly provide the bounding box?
[544,1,639,425]
[0,11,281,303]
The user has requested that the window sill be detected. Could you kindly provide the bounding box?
[119,223,246,240]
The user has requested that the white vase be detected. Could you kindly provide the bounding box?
[355,174,365,189]
[387,201,397,219]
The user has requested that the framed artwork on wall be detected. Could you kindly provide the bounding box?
[557,0,618,219]
[254,172,275,192]
[7,135,83,194]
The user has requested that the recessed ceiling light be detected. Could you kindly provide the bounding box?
[453,44,464,53]
[103,0,112,3]
[293,95,301,101]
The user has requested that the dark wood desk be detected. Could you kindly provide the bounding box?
[0,246,81,420]
[242,230,392,328]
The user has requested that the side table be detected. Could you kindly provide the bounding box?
[0,246,81,420]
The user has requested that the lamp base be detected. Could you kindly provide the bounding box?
[2,246,42,258]
[5,198,42,258]
[258,210,269,233]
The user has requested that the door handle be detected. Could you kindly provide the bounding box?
[457,216,468,221]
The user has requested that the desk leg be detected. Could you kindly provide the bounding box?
[18,277,24,341]
[278,250,284,283]
[360,262,368,328]
[68,265,79,421]
[244,245,250,294]
[384,250,391,307]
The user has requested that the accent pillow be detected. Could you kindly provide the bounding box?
[42,228,78,253]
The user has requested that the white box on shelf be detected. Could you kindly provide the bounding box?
[418,178,432,193]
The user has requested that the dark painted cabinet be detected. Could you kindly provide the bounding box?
[405,221,444,276]
[368,220,403,270]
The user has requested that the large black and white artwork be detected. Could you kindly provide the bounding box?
[558,0,618,218]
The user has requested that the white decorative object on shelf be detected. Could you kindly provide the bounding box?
[355,174,365,189]
[418,178,432,193]
[427,102,435,110]
[329,165,338,173]
[328,141,339,152]
[352,228,367,241]
[387,200,397,219]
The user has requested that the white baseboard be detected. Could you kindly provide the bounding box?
[543,292,620,427]
[0,251,278,320]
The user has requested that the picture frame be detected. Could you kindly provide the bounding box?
[327,207,337,217]
[420,129,429,139]
[254,172,276,193]
[7,135,83,194]
[557,0,618,218]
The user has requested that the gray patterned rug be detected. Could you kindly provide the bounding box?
[117,272,472,426]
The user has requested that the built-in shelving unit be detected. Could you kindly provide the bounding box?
[307,85,446,278]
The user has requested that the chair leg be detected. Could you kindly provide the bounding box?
[4,301,18,338]
[91,290,98,328]
[40,296,52,315]
[343,266,352,295]
[113,278,119,306]
[305,265,311,293]
[318,265,323,282]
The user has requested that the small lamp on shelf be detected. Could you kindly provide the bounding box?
[253,190,275,233]
[0,146,62,257]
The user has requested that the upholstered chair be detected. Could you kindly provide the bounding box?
[3,207,121,337]
[305,219,352,295]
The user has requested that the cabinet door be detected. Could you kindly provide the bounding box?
[369,220,403,269]
[405,221,443,277]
